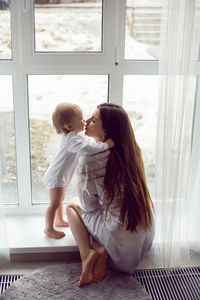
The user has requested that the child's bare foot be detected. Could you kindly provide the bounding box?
[77,250,99,287]
[93,248,108,283]
[54,220,69,227]
[44,228,65,239]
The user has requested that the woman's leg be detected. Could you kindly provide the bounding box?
[91,238,108,282]
[44,187,66,239]
[66,204,99,287]
[54,187,69,227]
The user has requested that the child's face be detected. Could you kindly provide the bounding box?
[71,110,85,133]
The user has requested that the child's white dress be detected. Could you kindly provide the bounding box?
[78,150,155,274]
[44,131,108,189]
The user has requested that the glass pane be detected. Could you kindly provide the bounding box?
[125,0,161,60]
[28,75,108,205]
[34,0,102,52]
[123,76,158,199]
[0,0,11,59]
[0,76,18,205]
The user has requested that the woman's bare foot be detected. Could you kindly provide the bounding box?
[44,228,65,239]
[54,220,69,227]
[93,247,108,283]
[77,250,99,287]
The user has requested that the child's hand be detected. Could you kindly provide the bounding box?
[105,138,115,148]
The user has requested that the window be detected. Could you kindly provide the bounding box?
[0,75,18,205]
[123,75,158,198]
[34,0,103,52]
[0,1,11,59]
[1,0,163,215]
[28,74,108,204]
[125,0,161,60]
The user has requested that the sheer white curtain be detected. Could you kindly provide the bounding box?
[155,0,200,267]
[0,188,10,266]
[0,131,10,266]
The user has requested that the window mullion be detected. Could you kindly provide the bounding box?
[11,0,32,212]
[109,71,123,106]
[107,0,126,106]
[102,0,116,64]
[21,0,35,65]
[115,0,126,65]
[13,72,32,212]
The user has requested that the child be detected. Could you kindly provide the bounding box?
[44,103,113,239]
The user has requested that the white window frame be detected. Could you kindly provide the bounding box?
[3,0,199,215]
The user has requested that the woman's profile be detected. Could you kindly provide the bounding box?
[67,103,155,287]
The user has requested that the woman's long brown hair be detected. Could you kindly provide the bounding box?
[98,103,155,232]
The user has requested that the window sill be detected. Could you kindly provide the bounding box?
[5,215,200,268]
[6,215,78,255]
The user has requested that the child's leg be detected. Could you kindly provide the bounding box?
[66,204,99,287]
[54,187,69,227]
[44,187,66,239]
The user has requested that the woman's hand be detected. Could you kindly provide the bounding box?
[105,138,115,148]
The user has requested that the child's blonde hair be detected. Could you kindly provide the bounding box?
[52,103,81,134]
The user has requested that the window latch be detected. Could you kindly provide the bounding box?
[115,47,119,66]
[23,0,29,12]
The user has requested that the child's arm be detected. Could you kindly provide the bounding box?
[105,138,115,149]
[67,132,114,155]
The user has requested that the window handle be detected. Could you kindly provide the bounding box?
[115,46,119,66]
[23,0,30,12]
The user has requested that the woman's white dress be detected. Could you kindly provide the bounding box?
[78,149,155,274]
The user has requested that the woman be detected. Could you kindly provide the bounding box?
[66,103,155,287]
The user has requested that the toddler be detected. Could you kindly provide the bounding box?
[44,103,113,239]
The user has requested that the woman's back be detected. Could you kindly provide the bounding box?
[78,149,155,273]
[78,150,120,220]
